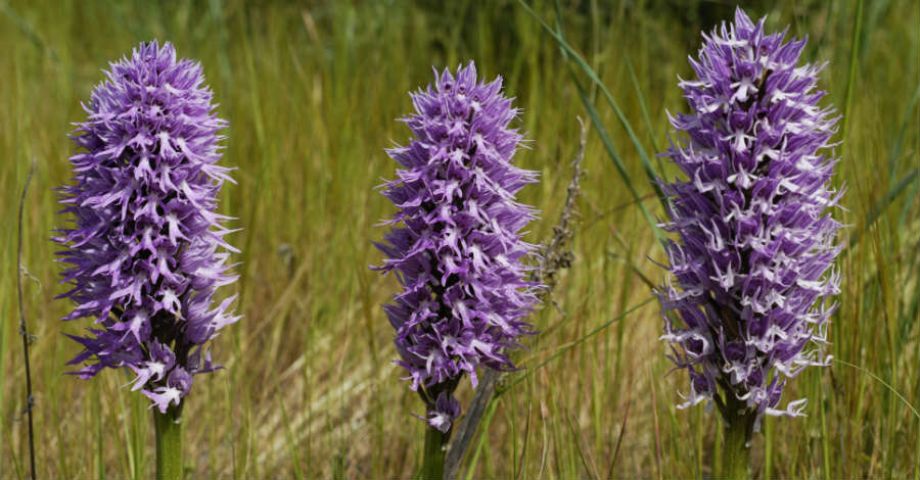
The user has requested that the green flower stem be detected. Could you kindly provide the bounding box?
[721,397,756,480]
[421,424,449,480]
[154,405,183,480]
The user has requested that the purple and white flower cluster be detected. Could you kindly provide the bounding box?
[376,63,541,432]
[58,41,239,413]
[659,9,842,420]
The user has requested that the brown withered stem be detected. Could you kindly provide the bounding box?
[17,160,37,480]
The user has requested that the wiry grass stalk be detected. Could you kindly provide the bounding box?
[16,160,37,480]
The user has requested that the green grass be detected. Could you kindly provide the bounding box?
[1,0,918,478]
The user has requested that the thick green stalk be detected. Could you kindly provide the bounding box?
[154,405,183,480]
[421,424,449,480]
[721,398,755,480]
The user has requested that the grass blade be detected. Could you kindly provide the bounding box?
[840,0,865,150]
[520,0,667,213]
[846,168,919,251]
[569,70,665,243]
[834,359,920,421]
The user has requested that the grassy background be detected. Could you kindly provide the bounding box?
[1,0,918,478]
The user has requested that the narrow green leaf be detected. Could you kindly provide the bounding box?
[847,168,919,251]
[520,0,667,212]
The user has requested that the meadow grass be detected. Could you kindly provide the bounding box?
[1,0,918,478]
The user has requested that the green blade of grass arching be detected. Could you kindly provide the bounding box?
[890,83,920,231]
[569,69,665,244]
[845,168,919,252]
[520,0,665,244]
[886,83,920,180]
[546,0,664,208]
[840,46,918,255]
[624,55,667,177]
[519,0,667,217]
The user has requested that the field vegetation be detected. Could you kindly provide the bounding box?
[1,0,918,478]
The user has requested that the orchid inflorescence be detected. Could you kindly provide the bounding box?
[58,41,239,413]
[658,8,842,423]
[376,62,541,432]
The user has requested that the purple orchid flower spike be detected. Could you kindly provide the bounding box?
[658,8,842,476]
[375,62,541,477]
[56,41,239,415]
